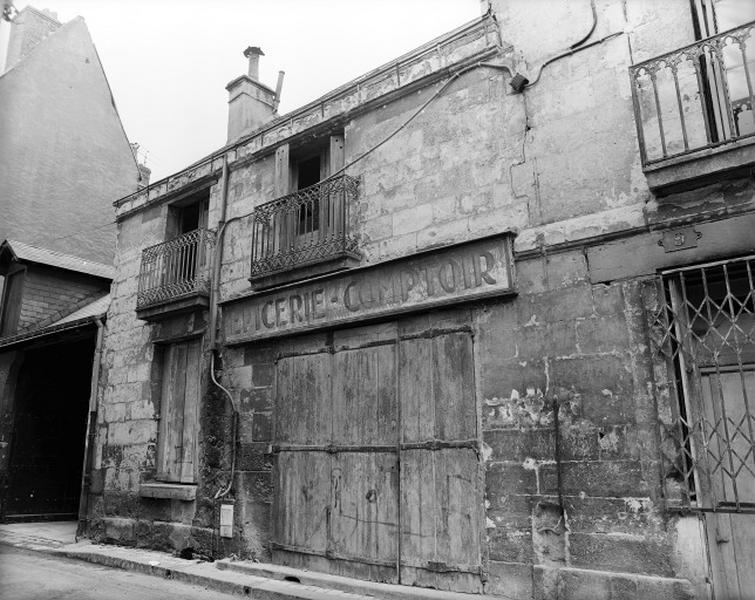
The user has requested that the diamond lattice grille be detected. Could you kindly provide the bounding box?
[651,257,755,511]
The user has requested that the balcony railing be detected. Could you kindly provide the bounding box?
[250,174,359,280]
[137,228,215,310]
[630,20,755,166]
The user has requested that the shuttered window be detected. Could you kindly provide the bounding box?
[156,340,201,483]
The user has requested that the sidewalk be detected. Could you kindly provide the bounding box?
[0,522,498,600]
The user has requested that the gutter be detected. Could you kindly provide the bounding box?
[0,314,104,351]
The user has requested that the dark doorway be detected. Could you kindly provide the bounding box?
[5,335,94,521]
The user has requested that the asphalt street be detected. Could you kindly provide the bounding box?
[0,545,239,599]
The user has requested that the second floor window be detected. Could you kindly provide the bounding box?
[294,154,324,235]
[250,133,359,282]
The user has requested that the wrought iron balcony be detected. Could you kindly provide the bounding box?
[250,174,359,286]
[136,228,215,317]
[630,20,755,169]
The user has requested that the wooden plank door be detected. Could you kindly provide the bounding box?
[329,342,399,574]
[156,339,201,483]
[273,352,332,557]
[272,325,483,592]
[398,330,483,593]
[273,339,400,579]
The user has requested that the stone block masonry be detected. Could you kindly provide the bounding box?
[88,1,755,597]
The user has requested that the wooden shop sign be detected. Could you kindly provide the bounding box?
[223,233,515,343]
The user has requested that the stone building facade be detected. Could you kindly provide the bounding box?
[90,1,755,598]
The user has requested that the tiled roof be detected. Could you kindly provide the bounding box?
[2,239,114,279]
[51,294,110,325]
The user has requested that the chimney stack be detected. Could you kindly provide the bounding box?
[226,46,282,143]
[4,6,61,72]
[244,46,263,80]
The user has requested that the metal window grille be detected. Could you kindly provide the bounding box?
[136,228,215,310]
[650,256,755,513]
[250,174,359,279]
[629,19,755,166]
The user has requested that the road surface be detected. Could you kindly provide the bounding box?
[0,545,239,600]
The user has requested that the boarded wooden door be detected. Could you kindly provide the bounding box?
[398,331,483,592]
[272,324,483,591]
[156,340,201,483]
[273,339,399,581]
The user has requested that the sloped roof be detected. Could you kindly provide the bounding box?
[51,294,110,325]
[0,293,109,350]
[1,239,114,279]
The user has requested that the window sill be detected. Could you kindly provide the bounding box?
[644,135,755,196]
[139,482,196,501]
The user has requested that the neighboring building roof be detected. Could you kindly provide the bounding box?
[51,294,110,325]
[0,293,108,350]
[0,239,114,279]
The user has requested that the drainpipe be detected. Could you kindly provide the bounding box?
[209,155,229,351]
[208,155,239,510]
[76,316,104,541]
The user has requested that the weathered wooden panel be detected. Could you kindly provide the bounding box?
[332,344,397,446]
[275,451,330,553]
[400,448,482,591]
[398,330,482,591]
[274,143,290,198]
[399,332,476,442]
[276,353,331,445]
[329,452,399,566]
[157,339,201,483]
[159,343,187,482]
[433,333,476,441]
[180,340,201,483]
[272,326,482,592]
[398,338,434,443]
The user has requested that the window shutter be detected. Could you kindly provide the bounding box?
[156,340,201,483]
[329,134,344,175]
[274,143,290,198]
[179,340,201,483]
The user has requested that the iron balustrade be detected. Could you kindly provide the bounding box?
[630,20,755,166]
[250,174,359,279]
[137,228,215,310]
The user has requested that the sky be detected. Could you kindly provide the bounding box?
[2,0,481,181]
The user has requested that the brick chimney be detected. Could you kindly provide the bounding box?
[226,46,282,143]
